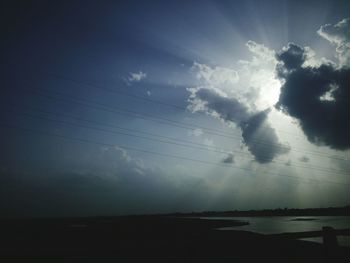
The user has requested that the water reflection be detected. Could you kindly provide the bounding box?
[205,216,350,247]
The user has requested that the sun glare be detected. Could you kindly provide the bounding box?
[259,74,281,108]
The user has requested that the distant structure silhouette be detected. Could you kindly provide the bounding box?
[323,226,339,261]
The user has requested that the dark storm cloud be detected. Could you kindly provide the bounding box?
[275,43,350,150]
[276,43,306,71]
[241,109,290,163]
[189,88,289,163]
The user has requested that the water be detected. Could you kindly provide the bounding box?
[203,216,350,247]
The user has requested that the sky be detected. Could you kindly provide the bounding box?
[1,0,350,217]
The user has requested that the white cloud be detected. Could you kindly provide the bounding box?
[301,46,337,68]
[128,71,147,82]
[187,41,280,115]
[319,83,338,102]
[244,40,276,66]
[93,145,144,176]
[190,62,240,102]
[238,41,281,110]
[187,41,290,163]
[188,128,203,137]
[317,18,350,67]
[192,62,239,86]
[318,18,350,49]
[203,138,214,147]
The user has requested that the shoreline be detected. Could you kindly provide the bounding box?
[1,216,350,262]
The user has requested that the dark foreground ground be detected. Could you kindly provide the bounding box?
[0,216,349,263]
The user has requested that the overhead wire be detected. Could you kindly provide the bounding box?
[3,106,350,178]
[2,61,311,140]
[1,123,349,187]
[11,83,349,162]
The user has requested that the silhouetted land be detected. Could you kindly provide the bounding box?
[1,207,350,262]
[165,205,350,217]
[290,218,317,221]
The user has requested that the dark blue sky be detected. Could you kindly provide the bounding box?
[1,0,350,217]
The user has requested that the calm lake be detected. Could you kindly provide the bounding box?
[203,216,350,247]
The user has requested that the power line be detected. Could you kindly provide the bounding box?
[1,123,349,187]
[6,61,187,110]
[4,105,241,152]
[21,85,236,137]
[14,84,350,162]
[9,84,348,161]
[3,61,309,140]
[4,106,350,178]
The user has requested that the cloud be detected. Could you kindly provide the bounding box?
[94,146,143,176]
[244,40,276,65]
[0,146,210,217]
[128,71,147,82]
[238,42,282,110]
[317,18,350,66]
[192,42,280,112]
[222,153,234,164]
[188,87,250,124]
[192,62,239,87]
[188,87,289,163]
[241,109,290,163]
[188,49,291,163]
[203,138,214,147]
[299,156,310,163]
[275,40,350,150]
[276,43,306,71]
[188,128,203,137]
